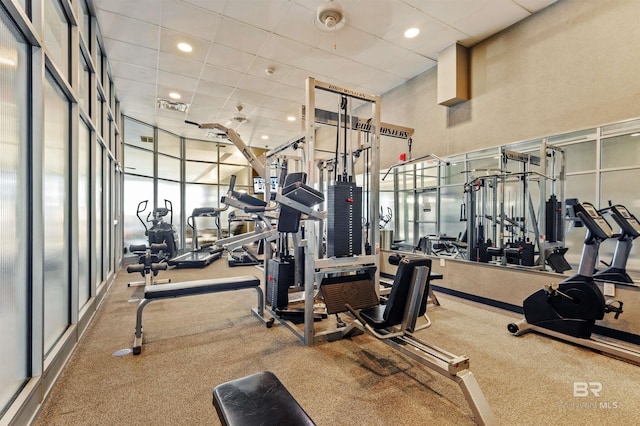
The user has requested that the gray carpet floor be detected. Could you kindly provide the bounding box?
[35,258,640,425]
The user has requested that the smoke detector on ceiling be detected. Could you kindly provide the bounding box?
[233,103,247,123]
[314,0,345,32]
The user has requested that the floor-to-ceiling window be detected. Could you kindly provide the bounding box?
[78,119,91,309]
[0,4,29,414]
[42,70,70,354]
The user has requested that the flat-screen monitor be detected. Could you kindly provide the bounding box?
[253,176,278,194]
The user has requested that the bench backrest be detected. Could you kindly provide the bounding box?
[384,257,432,326]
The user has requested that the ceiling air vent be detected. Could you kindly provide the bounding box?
[157,98,189,113]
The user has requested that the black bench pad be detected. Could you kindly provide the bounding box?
[144,276,260,299]
[213,371,315,426]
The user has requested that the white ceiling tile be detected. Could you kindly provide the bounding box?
[181,0,228,15]
[384,51,436,80]
[228,88,268,106]
[102,38,158,68]
[94,0,161,25]
[259,96,300,113]
[158,52,204,79]
[200,64,244,87]
[162,0,223,41]
[344,0,397,38]
[266,82,305,103]
[160,28,212,63]
[259,34,317,65]
[214,17,272,55]
[351,38,409,72]
[196,80,235,99]
[205,44,255,72]
[274,2,322,47]
[116,78,156,97]
[245,57,293,83]
[235,74,281,96]
[316,25,380,59]
[157,71,199,93]
[110,60,156,83]
[97,10,159,49]
[512,0,558,13]
[224,0,292,32]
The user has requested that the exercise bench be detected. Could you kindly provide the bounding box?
[132,275,274,355]
[212,371,315,426]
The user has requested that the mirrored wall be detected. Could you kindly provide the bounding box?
[385,117,640,281]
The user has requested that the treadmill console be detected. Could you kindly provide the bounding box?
[575,202,614,240]
[610,205,640,237]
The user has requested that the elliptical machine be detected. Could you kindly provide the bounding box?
[135,199,178,261]
[508,202,640,363]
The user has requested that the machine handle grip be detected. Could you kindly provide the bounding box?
[244,206,265,213]
[151,263,168,271]
[185,120,200,127]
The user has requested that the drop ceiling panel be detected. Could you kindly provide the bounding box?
[95,0,558,148]
[273,2,323,47]
[195,81,235,102]
[214,17,272,55]
[110,60,156,83]
[223,0,292,32]
[160,29,211,63]
[161,0,223,41]
[94,0,161,25]
[102,38,157,68]
[97,11,158,49]
[157,52,203,79]
[158,71,200,92]
[205,44,255,72]
[199,67,242,89]
[181,0,228,15]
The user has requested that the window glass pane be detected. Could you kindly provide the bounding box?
[219,163,249,185]
[158,179,182,249]
[95,144,103,283]
[186,160,217,184]
[123,117,155,150]
[441,158,465,185]
[78,0,90,46]
[96,91,103,136]
[219,143,246,164]
[123,175,154,255]
[43,71,70,354]
[601,118,640,137]
[124,145,154,177]
[78,51,89,112]
[563,141,596,173]
[158,154,180,181]
[44,0,69,80]
[600,170,640,274]
[185,138,217,161]
[601,134,640,169]
[0,8,28,412]
[158,130,180,157]
[78,120,91,307]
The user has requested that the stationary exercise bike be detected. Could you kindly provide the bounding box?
[508,202,640,363]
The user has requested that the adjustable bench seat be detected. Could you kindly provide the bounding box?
[133,275,274,355]
[212,371,315,426]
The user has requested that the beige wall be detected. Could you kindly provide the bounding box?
[378,0,640,169]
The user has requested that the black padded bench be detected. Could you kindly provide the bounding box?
[212,371,315,426]
[132,275,274,355]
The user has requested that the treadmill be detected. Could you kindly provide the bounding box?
[168,207,223,269]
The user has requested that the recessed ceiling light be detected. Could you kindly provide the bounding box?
[287,116,296,122]
[261,135,269,140]
[177,42,193,52]
[404,28,420,39]
[169,92,181,99]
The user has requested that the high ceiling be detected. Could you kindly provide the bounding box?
[94,0,558,148]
